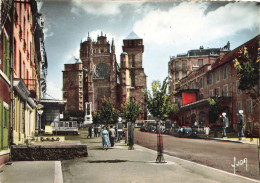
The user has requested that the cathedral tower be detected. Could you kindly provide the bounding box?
[122,32,147,120]
[80,32,119,113]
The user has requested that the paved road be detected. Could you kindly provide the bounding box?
[134,130,260,180]
[62,129,259,183]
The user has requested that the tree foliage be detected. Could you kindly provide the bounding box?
[98,97,119,125]
[233,46,260,106]
[92,112,101,124]
[121,99,141,123]
[143,77,178,121]
[208,97,221,124]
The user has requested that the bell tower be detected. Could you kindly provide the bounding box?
[122,32,147,120]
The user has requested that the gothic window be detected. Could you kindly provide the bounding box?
[95,63,110,79]
[132,55,135,67]
[131,70,135,86]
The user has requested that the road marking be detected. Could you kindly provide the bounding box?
[136,144,260,183]
[54,161,63,183]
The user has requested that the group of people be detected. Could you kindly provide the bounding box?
[101,126,116,150]
[87,125,122,150]
[87,125,100,138]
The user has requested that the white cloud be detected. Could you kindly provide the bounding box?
[43,27,54,39]
[134,2,258,47]
[46,80,62,100]
[65,46,80,64]
[132,2,258,87]
[71,0,145,16]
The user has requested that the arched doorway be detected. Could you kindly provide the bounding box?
[191,113,196,126]
[199,112,206,126]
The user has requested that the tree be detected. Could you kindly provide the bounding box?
[208,97,222,137]
[99,97,119,125]
[92,112,101,124]
[121,99,142,123]
[208,97,221,124]
[143,77,178,121]
[121,99,142,150]
[233,46,260,106]
[143,77,178,162]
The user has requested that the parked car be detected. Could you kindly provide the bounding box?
[177,127,196,137]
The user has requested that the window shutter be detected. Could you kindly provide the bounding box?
[6,36,10,78]
[0,100,2,123]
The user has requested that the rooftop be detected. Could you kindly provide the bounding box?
[212,35,259,70]
[125,31,141,40]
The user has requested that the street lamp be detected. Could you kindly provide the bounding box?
[238,110,244,140]
[156,119,165,163]
[222,112,227,138]
[38,109,43,135]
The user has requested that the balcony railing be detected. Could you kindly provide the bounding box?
[175,67,181,71]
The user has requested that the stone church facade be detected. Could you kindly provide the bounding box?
[63,32,147,120]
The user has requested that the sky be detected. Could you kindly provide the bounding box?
[38,0,259,100]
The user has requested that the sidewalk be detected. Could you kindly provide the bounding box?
[62,137,259,183]
[0,161,63,183]
[1,135,259,183]
[196,132,259,145]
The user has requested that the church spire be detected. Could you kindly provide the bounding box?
[87,32,91,41]
[111,38,115,53]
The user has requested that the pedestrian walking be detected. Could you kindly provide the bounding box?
[94,125,98,137]
[101,127,110,150]
[205,126,210,137]
[109,126,116,147]
[115,127,118,142]
[87,125,93,138]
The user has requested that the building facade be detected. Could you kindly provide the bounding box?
[63,59,83,111]
[173,35,259,136]
[80,32,119,112]
[63,32,147,121]
[121,32,147,120]
[0,0,12,166]
[168,44,230,93]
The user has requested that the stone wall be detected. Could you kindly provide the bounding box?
[11,145,88,161]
